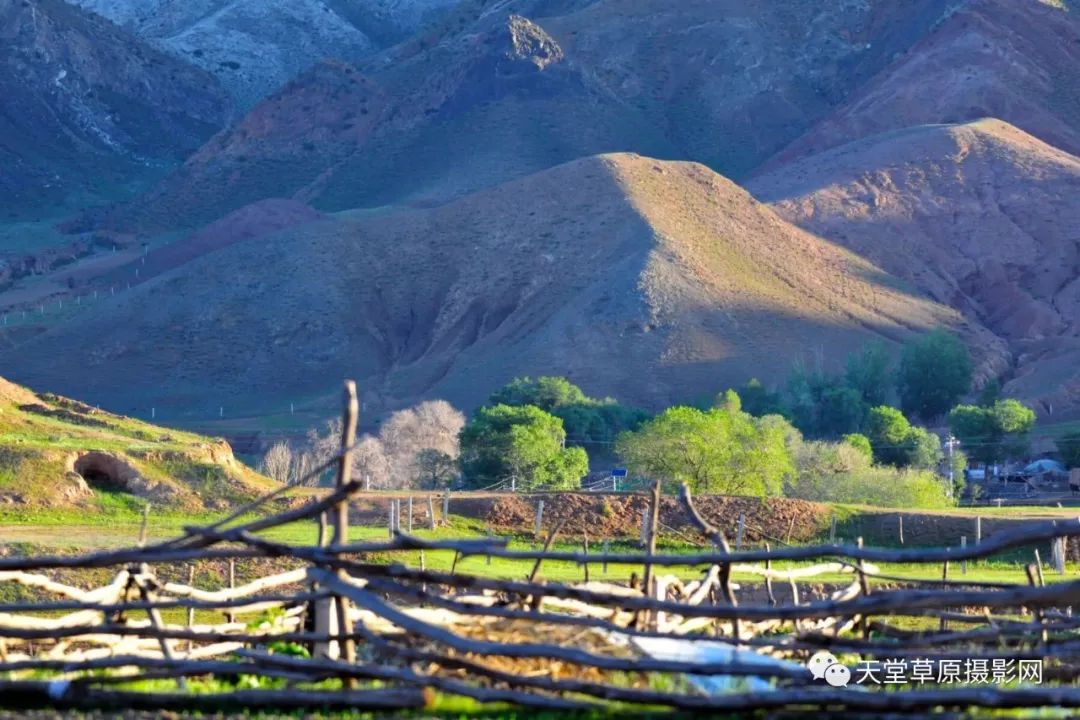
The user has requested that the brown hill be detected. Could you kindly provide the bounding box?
[0,154,987,422]
[765,0,1080,168]
[0,0,231,217]
[750,119,1080,418]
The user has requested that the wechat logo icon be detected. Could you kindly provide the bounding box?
[807,651,851,687]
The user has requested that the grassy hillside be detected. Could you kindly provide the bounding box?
[0,376,277,513]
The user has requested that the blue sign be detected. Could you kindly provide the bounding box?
[611,467,628,478]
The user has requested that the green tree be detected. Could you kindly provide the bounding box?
[459,404,588,490]
[845,341,892,407]
[784,365,868,438]
[948,399,1036,465]
[897,330,973,421]
[866,406,942,469]
[489,376,587,412]
[616,399,793,496]
[415,449,458,490]
[490,376,648,445]
[1057,430,1080,469]
[736,378,785,417]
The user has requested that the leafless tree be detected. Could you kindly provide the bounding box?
[379,400,465,487]
[259,441,294,483]
[353,434,392,489]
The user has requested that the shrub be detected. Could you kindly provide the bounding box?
[787,465,953,509]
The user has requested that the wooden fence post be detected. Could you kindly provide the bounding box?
[975,516,982,545]
[583,532,590,583]
[898,515,904,546]
[735,514,745,552]
[961,536,967,575]
[1052,537,1067,575]
[534,500,545,539]
[315,381,358,665]
[829,516,836,543]
[388,501,395,539]
[226,559,236,624]
[443,490,450,524]
[428,495,436,530]
[407,496,414,534]
[641,481,662,630]
[602,539,609,575]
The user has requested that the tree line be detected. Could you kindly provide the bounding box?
[261,330,1076,507]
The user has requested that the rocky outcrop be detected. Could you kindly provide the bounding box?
[68,0,460,108]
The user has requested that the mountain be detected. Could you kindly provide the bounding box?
[750,119,1080,418]
[0,375,275,510]
[69,0,461,108]
[104,13,675,232]
[97,0,968,233]
[0,154,989,422]
[0,0,231,218]
[765,0,1080,168]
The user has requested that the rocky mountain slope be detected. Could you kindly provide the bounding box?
[99,0,1080,237]
[0,154,988,420]
[0,375,275,510]
[103,13,675,232]
[69,0,460,107]
[0,0,231,218]
[765,0,1080,168]
[750,119,1080,418]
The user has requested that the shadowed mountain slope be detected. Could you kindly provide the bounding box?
[751,119,1080,418]
[766,0,1080,168]
[0,154,988,421]
[0,0,231,218]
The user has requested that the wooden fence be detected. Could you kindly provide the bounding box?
[0,382,1079,714]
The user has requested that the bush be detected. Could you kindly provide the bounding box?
[787,464,953,509]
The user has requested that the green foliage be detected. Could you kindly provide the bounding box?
[784,364,868,438]
[866,406,942,469]
[897,330,973,421]
[1058,430,1080,469]
[842,433,873,463]
[489,376,587,411]
[948,399,1036,465]
[736,378,785,417]
[845,341,892,407]
[788,464,953,509]
[489,375,649,446]
[616,396,794,497]
[415,448,458,489]
[459,404,588,490]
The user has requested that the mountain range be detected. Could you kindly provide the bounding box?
[0,0,1078,429]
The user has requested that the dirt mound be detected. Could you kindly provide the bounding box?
[484,493,833,543]
[1,153,973,420]
[751,119,1080,416]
